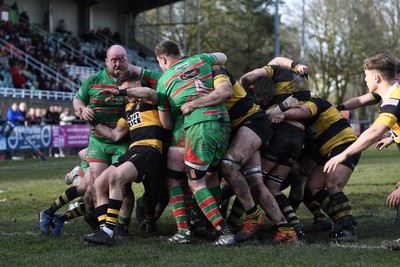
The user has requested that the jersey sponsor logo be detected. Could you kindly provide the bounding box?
[127,111,142,126]
[382,98,400,107]
[175,63,189,72]
[180,68,200,80]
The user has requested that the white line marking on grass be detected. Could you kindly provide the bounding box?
[329,242,386,250]
[0,231,38,236]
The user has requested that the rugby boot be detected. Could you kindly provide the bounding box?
[234,214,265,242]
[53,214,65,236]
[292,222,306,237]
[38,210,53,235]
[84,229,115,246]
[214,234,236,246]
[310,217,333,233]
[330,229,358,242]
[166,232,191,244]
[269,226,299,245]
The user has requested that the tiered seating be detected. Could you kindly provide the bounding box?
[64,65,96,82]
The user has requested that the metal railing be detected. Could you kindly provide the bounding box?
[0,87,75,101]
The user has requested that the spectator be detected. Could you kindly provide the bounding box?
[9,62,28,88]
[25,107,36,125]
[59,107,75,125]
[0,52,10,70]
[55,19,70,35]
[39,108,47,125]
[59,107,76,157]
[6,102,24,126]
[45,105,59,125]
[19,10,29,24]
[18,102,27,119]
[29,80,39,91]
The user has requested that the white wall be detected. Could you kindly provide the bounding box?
[49,0,78,35]
[92,1,120,34]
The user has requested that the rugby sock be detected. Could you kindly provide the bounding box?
[45,186,79,216]
[117,215,131,233]
[275,194,300,225]
[289,197,302,211]
[182,184,194,215]
[329,192,354,230]
[245,205,263,224]
[193,188,225,229]
[169,186,189,235]
[303,188,327,220]
[60,202,86,221]
[104,199,123,232]
[314,189,335,220]
[95,204,108,229]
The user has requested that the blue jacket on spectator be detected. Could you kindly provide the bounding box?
[7,103,24,126]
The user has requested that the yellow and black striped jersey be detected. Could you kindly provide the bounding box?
[213,66,261,129]
[117,99,164,153]
[375,84,400,133]
[304,97,357,157]
[262,65,311,109]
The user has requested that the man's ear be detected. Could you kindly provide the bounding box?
[375,73,382,84]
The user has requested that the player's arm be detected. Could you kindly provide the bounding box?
[92,122,129,142]
[337,93,378,110]
[158,110,173,131]
[267,57,309,74]
[269,104,311,123]
[180,81,232,115]
[265,96,302,121]
[239,68,267,89]
[98,87,158,104]
[72,97,87,119]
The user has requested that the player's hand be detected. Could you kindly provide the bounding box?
[387,187,400,208]
[180,101,197,115]
[376,137,393,151]
[271,114,285,123]
[323,154,346,173]
[97,88,119,102]
[395,181,400,189]
[81,106,95,121]
[239,76,251,89]
[296,64,310,75]
[282,95,300,109]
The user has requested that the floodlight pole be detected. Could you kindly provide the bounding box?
[274,0,280,57]
[300,0,306,63]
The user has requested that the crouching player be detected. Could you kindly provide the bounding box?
[271,97,360,241]
[38,148,91,236]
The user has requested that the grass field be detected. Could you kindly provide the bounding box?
[1,146,400,266]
